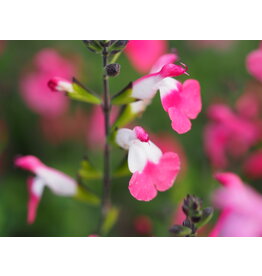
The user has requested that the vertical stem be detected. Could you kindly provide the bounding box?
[101,45,111,218]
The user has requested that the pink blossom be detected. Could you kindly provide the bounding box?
[115,127,180,201]
[210,172,262,237]
[125,40,167,73]
[131,54,201,134]
[204,104,260,169]
[20,49,75,117]
[243,150,262,179]
[15,155,77,223]
[246,42,262,82]
[133,215,153,236]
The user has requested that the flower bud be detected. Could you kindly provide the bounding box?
[48,77,74,93]
[169,225,192,237]
[83,40,103,53]
[182,194,202,219]
[110,40,129,52]
[105,63,121,77]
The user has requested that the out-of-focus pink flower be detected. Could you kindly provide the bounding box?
[243,150,262,179]
[133,215,152,236]
[125,40,167,73]
[204,104,260,169]
[15,155,77,224]
[246,42,262,82]
[40,108,89,145]
[210,172,262,237]
[20,49,75,117]
[115,126,180,201]
[188,40,235,51]
[87,105,118,148]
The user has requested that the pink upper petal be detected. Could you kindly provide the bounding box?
[125,40,167,73]
[15,155,44,172]
[150,53,178,74]
[168,107,192,134]
[246,48,262,82]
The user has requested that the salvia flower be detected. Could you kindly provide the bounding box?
[115,126,180,201]
[15,155,77,224]
[210,172,262,237]
[47,77,74,93]
[131,55,201,134]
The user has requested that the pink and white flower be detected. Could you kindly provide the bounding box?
[131,55,201,134]
[125,40,167,73]
[15,155,77,224]
[210,172,262,237]
[116,126,180,201]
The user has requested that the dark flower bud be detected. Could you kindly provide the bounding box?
[169,225,192,237]
[182,194,202,218]
[105,63,121,77]
[109,40,129,53]
[196,207,214,228]
[83,40,103,53]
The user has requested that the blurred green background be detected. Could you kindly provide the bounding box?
[0,40,259,236]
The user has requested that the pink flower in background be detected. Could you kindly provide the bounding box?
[204,104,260,168]
[15,155,77,223]
[243,150,262,179]
[125,40,167,73]
[40,108,89,145]
[246,42,262,82]
[116,126,180,201]
[133,215,153,236]
[87,105,119,148]
[20,49,75,117]
[210,172,262,237]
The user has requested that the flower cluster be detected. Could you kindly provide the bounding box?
[14,40,202,232]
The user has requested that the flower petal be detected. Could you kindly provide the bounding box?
[180,79,201,119]
[150,53,178,74]
[154,152,180,191]
[128,141,148,173]
[27,176,45,224]
[168,107,192,134]
[129,163,158,201]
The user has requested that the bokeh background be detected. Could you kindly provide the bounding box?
[0,40,260,236]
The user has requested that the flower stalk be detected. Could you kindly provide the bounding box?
[101,44,112,220]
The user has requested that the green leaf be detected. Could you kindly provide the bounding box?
[113,155,130,178]
[74,185,100,205]
[196,207,214,228]
[78,157,102,180]
[169,225,192,237]
[112,105,137,129]
[111,82,137,105]
[101,206,119,236]
[67,78,101,104]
